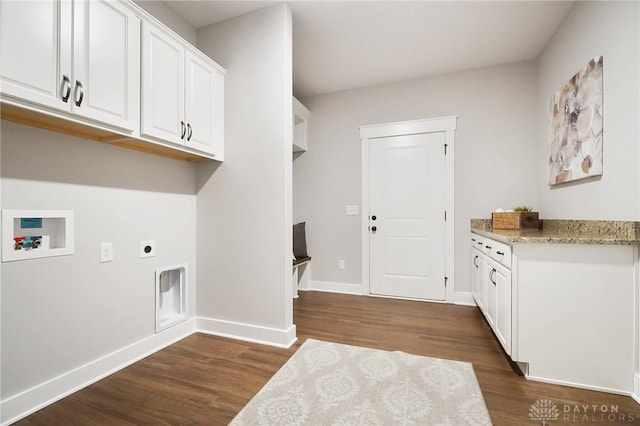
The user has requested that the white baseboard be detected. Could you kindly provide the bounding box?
[1,318,197,426]
[526,374,632,397]
[197,316,297,349]
[454,291,476,306]
[308,280,363,295]
[633,374,640,404]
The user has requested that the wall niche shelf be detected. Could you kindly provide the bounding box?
[293,96,310,152]
[2,210,74,262]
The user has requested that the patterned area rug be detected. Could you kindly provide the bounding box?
[230,339,492,425]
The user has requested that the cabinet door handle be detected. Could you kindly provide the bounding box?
[496,250,504,256]
[74,80,84,107]
[473,255,478,268]
[60,75,71,102]
[181,121,186,139]
[187,123,192,141]
[489,268,497,285]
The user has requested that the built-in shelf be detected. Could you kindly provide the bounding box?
[2,210,74,262]
[293,96,310,153]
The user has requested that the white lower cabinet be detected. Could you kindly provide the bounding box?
[470,232,635,394]
[470,234,511,355]
[486,257,511,355]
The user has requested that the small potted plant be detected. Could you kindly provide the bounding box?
[492,206,539,230]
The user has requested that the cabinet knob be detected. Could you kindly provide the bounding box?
[371,226,377,232]
[371,215,377,221]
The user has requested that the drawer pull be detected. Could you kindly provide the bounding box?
[485,245,491,249]
[477,242,483,245]
[496,250,504,256]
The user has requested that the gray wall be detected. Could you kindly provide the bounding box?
[196,5,295,338]
[1,121,197,398]
[294,61,539,295]
[536,1,639,220]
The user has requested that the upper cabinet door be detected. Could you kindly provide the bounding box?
[184,50,223,156]
[141,22,184,144]
[72,0,140,132]
[0,0,70,111]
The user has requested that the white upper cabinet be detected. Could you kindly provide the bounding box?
[0,0,140,133]
[71,0,140,131]
[0,0,67,110]
[142,21,224,158]
[141,22,184,144]
[184,50,224,157]
[1,0,224,162]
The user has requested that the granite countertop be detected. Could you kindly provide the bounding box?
[470,219,640,245]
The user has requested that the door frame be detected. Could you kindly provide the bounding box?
[360,116,457,303]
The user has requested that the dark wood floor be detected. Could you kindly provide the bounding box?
[18,291,640,425]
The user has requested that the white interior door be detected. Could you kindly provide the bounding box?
[369,132,446,300]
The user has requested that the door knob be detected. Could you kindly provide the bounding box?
[371,226,377,232]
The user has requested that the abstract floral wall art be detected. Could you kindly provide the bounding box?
[548,56,603,185]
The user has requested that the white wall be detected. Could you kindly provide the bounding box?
[536,1,640,220]
[133,0,197,45]
[294,61,539,295]
[195,5,295,346]
[0,122,197,398]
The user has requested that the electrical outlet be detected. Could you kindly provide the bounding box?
[100,243,113,263]
[140,240,156,258]
[338,259,345,270]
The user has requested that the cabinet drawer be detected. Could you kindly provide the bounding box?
[486,239,511,269]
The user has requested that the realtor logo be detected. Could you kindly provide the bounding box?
[529,399,560,425]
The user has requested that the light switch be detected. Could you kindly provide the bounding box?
[345,205,359,215]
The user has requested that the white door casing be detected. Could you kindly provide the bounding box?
[361,117,456,303]
[369,132,446,300]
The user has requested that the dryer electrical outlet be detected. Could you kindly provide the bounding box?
[140,240,156,258]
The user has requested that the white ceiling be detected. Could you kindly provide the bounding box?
[163,1,575,98]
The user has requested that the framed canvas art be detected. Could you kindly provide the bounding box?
[548,56,603,185]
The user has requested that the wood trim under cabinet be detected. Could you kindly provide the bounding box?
[1,101,215,162]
